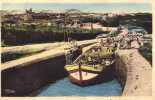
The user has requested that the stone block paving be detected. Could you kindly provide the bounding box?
[117,49,152,96]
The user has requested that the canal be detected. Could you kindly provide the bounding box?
[35,78,122,96]
[2,52,123,96]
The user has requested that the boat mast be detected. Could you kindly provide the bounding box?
[79,62,83,81]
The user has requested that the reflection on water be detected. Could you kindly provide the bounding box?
[37,78,122,96]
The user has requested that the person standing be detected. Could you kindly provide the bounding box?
[131,37,140,52]
[66,50,73,64]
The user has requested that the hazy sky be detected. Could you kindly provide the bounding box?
[2,3,152,13]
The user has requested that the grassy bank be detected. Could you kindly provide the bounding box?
[2,24,105,46]
[139,42,152,65]
[1,48,46,63]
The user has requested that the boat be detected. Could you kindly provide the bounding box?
[65,45,116,86]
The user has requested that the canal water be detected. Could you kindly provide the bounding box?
[37,78,122,96]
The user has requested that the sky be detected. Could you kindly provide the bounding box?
[1,3,152,13]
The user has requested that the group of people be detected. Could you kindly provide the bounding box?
[66,29,144,65]
[99,37,117,48]
[79,46,115,67]
[118,31,143,49]
[99,29,144,50]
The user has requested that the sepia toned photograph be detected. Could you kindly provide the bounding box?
[0,0,153,98]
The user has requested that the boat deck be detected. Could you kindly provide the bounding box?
[70,71,98,80]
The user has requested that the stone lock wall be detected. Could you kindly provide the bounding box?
[115,49,152,96]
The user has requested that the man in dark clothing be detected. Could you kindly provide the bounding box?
[66,50,73,64]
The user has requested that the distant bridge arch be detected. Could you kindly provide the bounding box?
[65,9,83,15]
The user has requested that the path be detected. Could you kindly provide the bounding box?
[116,49,152,96]
[1,39,97,71]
